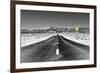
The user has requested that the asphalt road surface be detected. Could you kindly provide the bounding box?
[21,35,89,63]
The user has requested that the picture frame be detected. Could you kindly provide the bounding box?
[11,0,97,73]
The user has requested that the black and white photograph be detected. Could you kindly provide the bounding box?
[11,1,96,72]
[21,10,90,63]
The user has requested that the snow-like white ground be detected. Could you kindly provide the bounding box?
[21,33,57,47]
[21,32,89,47]
[59,32,89,46]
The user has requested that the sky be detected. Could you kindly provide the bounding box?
[21,10,89,30]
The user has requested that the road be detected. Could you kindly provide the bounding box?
[21,35,89,63]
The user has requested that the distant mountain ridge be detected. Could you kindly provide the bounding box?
[21,26,89,34]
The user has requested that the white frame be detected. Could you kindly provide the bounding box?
[16,4,94,69]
